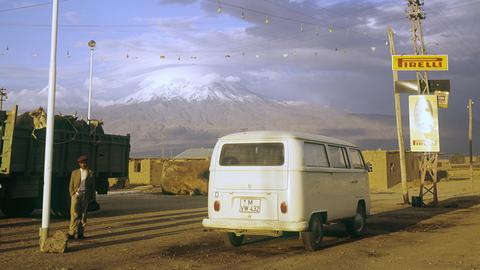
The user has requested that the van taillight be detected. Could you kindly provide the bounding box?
[280,202,287,213]
[214,200,221,212]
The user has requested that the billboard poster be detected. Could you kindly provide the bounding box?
[435,91,449,109]
[409,95,440,152]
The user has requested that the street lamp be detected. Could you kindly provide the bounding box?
[87,40,96,124]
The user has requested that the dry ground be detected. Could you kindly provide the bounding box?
[1,179,480,270]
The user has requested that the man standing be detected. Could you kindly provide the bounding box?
[68,155,95,239]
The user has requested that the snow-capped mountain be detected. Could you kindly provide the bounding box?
[94,77,399,156]
[117,80,264,104]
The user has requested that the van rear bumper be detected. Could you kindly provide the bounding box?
[202,218,308,233]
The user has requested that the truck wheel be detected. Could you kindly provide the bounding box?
[301,215,324,251]
[50,194,70,218]
[50,196,70,218]
[51,177,71,218]
[50,191,70,218]
[96,175,109,195]
[222,232,244,247]
[0,198,35,217]
[344,204,366,237]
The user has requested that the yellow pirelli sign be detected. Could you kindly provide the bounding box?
[392,55,448,71]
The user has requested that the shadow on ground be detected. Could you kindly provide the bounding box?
[159,195,480,260]
[1,195,479,256]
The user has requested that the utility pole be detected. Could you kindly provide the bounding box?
[468,98,473,190]
[406,0,438,205]
[0,88,7,110]
[40,0,59,251]
[388,27,409,204]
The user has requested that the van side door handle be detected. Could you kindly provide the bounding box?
[350,180,358,184]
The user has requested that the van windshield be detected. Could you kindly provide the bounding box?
[219,143,284,166]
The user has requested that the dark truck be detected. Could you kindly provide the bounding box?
[0,106,130,217]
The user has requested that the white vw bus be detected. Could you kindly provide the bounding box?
[202,131,370,251]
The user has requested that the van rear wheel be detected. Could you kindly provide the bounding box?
[222,232,244,247]
[301,215,324,251]
[345,204,366,237]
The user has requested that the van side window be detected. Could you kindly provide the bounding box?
[304,143,329,167]
[349,149,365,169]
[328,145,348,168]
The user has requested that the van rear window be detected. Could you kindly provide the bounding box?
[220,143,284,166]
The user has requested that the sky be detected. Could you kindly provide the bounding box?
[0,1,479,123]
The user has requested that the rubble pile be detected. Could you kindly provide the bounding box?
[41,230,68,253]
[158,159,209,195]
[16,107,104,135]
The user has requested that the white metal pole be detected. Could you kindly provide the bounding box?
[40,0,59,251]
[88,48,94,123]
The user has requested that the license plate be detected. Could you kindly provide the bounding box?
[240,198,261,213]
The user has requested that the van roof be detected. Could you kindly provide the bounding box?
[219,130,358,147]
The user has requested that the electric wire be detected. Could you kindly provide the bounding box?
[0,0,70,13]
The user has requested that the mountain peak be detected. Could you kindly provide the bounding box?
[114,75,263,105]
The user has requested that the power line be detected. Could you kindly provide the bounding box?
[0,23,171,28]
[0,0,387,53]
[6,0,475,62]
[0,0,70,13]
[0,0,386,45]
[213,0,320,26]
[266,0,404,46]
[0,1,50,13]
[420,2,480,71]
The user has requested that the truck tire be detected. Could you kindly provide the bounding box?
[0,198,35,217]
[301,214,324,251]
[50,192,70,218]
[96,175,109,195]
[344,204,366,237]
[50,176,71,218]
[222,232,244,247]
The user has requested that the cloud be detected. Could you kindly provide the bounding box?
[6,84,87,111]
[199,73,223,84]
[157,0,197,5]
[63,11,80,24]
[83,76,123,95]
[225,76,240,82]
[244,70,281,81]
[133,16,200,32]
[2,0,480,119]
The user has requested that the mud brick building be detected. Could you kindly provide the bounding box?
[128,148,212,194]
[362,150,423,191]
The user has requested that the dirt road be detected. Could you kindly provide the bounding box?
[1,180,480,270]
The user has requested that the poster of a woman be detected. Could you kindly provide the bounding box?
[409,95,440,152]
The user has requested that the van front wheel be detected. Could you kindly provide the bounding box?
[301,215,324,251]
[345,204,366,237]
[222,232,244,247]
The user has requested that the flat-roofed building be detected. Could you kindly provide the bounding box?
[362,150,422,191]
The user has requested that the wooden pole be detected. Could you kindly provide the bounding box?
[469,98,473,190]
[388,27,410,204]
